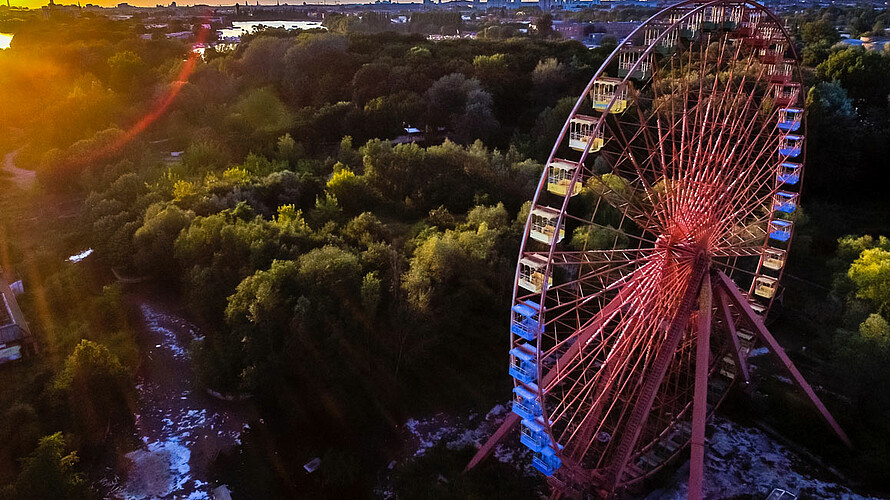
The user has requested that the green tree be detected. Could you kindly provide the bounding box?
[848,247,890,313]
[570,225,628,251]
[402,220,501,315]
[473,53,509,89]
[535,13,554,39]
[227,87,293,142]
[54,340,132,445]
[343,212,390,248]
[351,63,393,105]
[12,433,85,500]
[466,202,509,231]
[816,48,890,106]
[107,50,148,93]
[182,140,229,173]
[0,404,40,466]
[174,203,295,319]
[424,73,497,143]
[802,19,841,46]
[133,202,194,276]
[327,166,373,215]
[532,57,567,99]
[808,81,856,119]
[860,313,890,343]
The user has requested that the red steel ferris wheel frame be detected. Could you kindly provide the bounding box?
[468,1,850,499]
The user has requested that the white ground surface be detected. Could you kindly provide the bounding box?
[387,405,885,500]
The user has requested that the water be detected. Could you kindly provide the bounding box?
[100,299,254,499]
[67,248,93,263]
[0,33,12,50]
[218,20,325,39]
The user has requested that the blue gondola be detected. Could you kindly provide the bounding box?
[532,444,563,476]
[777,162,801,185]
[779,135,803,157]
[509,344,537,384]
[777,108,803,132]
[520,418,549,452]
[773,191,797,213]
[511,300,540,341]
[769,219,792,242]
[512,384,542,420]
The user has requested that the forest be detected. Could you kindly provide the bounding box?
[0,4,889,498]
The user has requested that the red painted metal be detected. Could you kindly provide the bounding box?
[465,412,521,472]
[603,253,709,492]
[688,275,712,500]
[469,2,835,498]
[715,285,751,386]
[714,271,852,448]
[467,288,631,472]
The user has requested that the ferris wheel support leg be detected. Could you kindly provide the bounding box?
[602,255,710,493]
[465,412,521,472]
[715,285,751,387]
[688,276,712,500]
[713,271,853,449]
[466,288,631,473]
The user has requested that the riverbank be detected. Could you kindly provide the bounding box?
[102,290,257,500]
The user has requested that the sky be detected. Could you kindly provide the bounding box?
[8,0,425,8]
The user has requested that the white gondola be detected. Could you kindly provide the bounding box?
[518,254,550,293]
[590,77,628,114]
[529,206,565,245]
[771,82,800,106]
[767,62,794,83]
[758,41,786,63]
[547,159,582,197]
[569,115,605,152]
[644,22,679,53]
[761,247,786,271]
[618,46,652,80]
[754,275,778,299]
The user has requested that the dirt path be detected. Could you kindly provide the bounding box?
[1,150,36,190]
[105,295,256,500]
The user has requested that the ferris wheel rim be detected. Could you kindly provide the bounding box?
[508,0,807,486]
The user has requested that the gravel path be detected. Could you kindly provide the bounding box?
[1,150,35,190]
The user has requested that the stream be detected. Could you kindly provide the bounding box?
[104,296,256,500]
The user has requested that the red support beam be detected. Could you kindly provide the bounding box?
[713,271,852,448]
[602,254,710,492]
[715,284,750,386]
[464,412,521,472]
[466,287,630,472]
[688,275,712,500]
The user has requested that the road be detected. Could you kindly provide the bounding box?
[1,150,36,190]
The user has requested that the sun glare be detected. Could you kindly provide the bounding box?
[0,34,12,50]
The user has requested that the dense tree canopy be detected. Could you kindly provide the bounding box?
[3,5,890,497]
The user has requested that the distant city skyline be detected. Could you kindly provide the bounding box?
[11,0,441,9]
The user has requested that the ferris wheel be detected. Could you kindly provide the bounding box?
[468,1,851,498]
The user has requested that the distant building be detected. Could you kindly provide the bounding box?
[393,126,424,144]
[0,270,35,364]
[553,20,585,40]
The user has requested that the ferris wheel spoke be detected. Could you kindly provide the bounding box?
[541,259,668,391]
[493,4,815,494]
[545,254,700,442]
[536,257,662,355]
